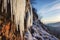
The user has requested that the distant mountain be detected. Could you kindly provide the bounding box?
[45,22,60,38]
[46,22,60,27]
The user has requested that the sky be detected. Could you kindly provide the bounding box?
[31,0,60,24]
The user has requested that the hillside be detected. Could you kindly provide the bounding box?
[24,12,59,40]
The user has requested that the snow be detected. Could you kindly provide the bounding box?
[25,19,59,40]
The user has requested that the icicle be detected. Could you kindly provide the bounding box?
[26,0,33,29]
[11,0,26,40]
[3,0,7,13]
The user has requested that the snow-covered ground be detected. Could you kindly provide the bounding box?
[25,19,59,40]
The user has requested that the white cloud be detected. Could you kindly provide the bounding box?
[39,0,60,14]
[39,0,60,24]
[41,14,60,24]
[48,3,60,12]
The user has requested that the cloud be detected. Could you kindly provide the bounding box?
[39,0,60,24]
[41,14,60,24]
[39,0,60,14]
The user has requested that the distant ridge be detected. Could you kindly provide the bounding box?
[46,22,60,27]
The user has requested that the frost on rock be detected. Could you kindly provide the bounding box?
[25,19,59,40]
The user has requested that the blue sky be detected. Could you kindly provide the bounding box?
[31,0,60,24]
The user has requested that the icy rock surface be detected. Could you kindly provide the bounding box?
[25,19,59,40]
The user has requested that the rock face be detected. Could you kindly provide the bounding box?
[25,19,59,40]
